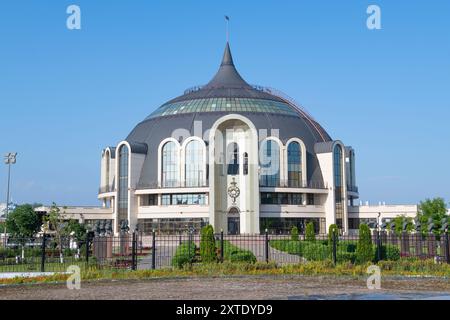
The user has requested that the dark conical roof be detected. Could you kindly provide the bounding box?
[143,42,331,142]
[204,42,252,90]
[163,42,286,104]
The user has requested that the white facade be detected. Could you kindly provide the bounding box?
[91,113,424,235]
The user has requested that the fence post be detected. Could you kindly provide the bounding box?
[332,232,337,265]
[151,229,156,270]
[140,231,143,255]
[376,230,382,262]
[40,233,46,273]
[85,232,90,266]
[220,229,224,263]
[445,231,450,264]
[188,231,193,267]
[131,231,137,271]
[265,229,269,263]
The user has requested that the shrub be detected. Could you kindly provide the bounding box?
[336,252,356,263]
[172,242,196,268]
[200,225,216,263]
[328,224,339,246]
[270,240,304,255]
[305,222,316,242]
[356,224,374,264]
[302,243,330,261]
[221,241,257,263]
[338,241,357,253]
[378,245,400,261]
[229,251,257,263]
[291,226,299,241]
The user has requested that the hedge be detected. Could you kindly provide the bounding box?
[222,241,257,263]
[270,239,399,264]
[171,242,196,268]
[378,245,400,261]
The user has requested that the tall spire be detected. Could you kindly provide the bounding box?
[204,42,251,89]
[221,42,234,66]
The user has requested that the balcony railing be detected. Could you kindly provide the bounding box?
[104,179,332,192]
[259,180,328,189]
[347,185,359,193]
[98,185,115,194]
[137,180,210,190]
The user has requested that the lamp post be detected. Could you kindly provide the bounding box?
[3,153,17,245]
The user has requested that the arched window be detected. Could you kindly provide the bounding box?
[227,143,239,175]
[287,142,302,187]
[349,150,356,189]
[162,141,179,187]
[260,140,280,187]
[185,140,204,187]
[333,144,344,229]
[243,152,249,175]
[118,145,129,230]
[105,150,110,190]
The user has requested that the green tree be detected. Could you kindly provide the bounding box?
[388,215,414,236]
[290,226,299,241]
[67,220,87,245]
[305,222,316,242]
[356,224,374,264]
[200,225,216,263]
[417,198,448,235]
[43,203,70,262]
[5,204,42,238]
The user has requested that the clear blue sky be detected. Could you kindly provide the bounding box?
[0,1,449,206]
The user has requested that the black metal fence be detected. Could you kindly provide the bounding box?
[0,233,143,273]
[0,235,88,273]
[1,231,449,273]
[137,230,450,269]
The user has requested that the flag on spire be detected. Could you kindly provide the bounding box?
[225,16,230,42]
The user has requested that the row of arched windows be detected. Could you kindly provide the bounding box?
[160,138,305,188]
[161,139,206,188]
[259,140,304,187]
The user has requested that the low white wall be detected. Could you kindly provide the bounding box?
[348,204,418,219]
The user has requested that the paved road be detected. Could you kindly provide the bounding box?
[1,275,449,300]
[138,236,181,269]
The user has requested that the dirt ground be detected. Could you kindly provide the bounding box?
[0,275,449,300]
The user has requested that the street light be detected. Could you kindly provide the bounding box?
[3,152,17,245]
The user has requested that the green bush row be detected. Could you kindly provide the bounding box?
[270,239,400,263]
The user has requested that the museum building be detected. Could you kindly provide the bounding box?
[64,41,415,235]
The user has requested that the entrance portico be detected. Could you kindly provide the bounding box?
[208,114,260,234]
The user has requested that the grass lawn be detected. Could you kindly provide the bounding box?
[2,259,450,286]
[0,260,92,273]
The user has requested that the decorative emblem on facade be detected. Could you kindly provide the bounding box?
[227,177,240,205]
